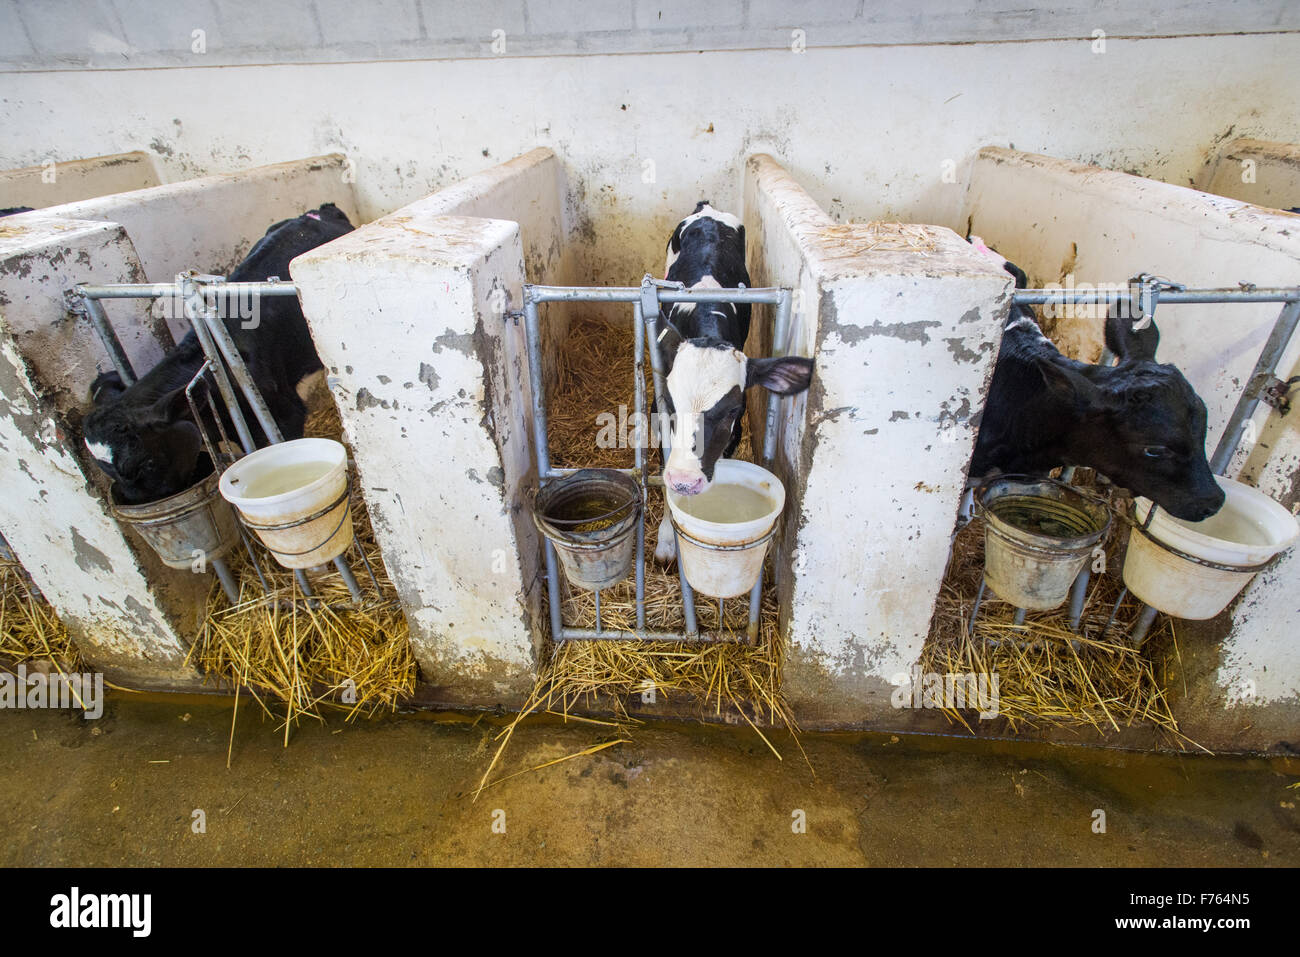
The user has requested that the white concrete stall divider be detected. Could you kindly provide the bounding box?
[961,146,1300,736]
[292,147,576,706]
[1199,139,1300,213]
[0,217,196,684]
[0,155,362,686]
[0,151,161,211]
[744,154,1011,726]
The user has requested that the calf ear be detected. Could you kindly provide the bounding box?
[148,385,194,425]
[88,371,126,405]
[746,356,815,395]
[1035,356,1102,408]
[1105,309,1160,362]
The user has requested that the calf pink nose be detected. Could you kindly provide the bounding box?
[665,469,706,496]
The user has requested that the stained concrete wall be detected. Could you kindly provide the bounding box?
[961,146,1300,738]
[2,28,1298,292]
[1199,139,1300,212]
[0,217,199,685]
[292,148,575,704]
[745,154,1010,726]
[0,150,161,210]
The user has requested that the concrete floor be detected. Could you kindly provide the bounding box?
[1,693,1297,867]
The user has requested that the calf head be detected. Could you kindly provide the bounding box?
[662,336,813,496]
[83,387,205,505]
[1054,315,1224,521]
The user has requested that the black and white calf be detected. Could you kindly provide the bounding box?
[966,238,1224,522]
[83,203,354,505]
[654,201,815,561]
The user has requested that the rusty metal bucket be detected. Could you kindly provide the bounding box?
[532,469,641,592]
[111,467,241,570]
[977,477,1111,611]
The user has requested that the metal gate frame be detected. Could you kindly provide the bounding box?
[523,274,793,644]
[993,278,1300,642]
[74,273,377,607]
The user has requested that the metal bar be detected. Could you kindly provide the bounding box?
[81,294,137,386]
[210,556,240,605]
[762,289,792,466]
[632,300,647,633]
[529,284,787,305]
[1209,299,1300,475]
[352,534,382,594]
[543,466,665,485]
[523,295,566,640]
[334,556,363,603]
[181,276,257,454]
[1067,567,1090,632]
[969,580,987,634]
[639,278,698,636]
[1012,607,1027,626]
[1012,288,1300,305]
[747,579,761,641]
[556,627,751,644]
[79,281,300,299]
[594,589,602,635]
[294,569,319,608]
[1130,603,1160,645]
[201,310,284,444]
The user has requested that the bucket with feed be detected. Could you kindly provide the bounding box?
[667,459,785,599]
[978,477,1112,611]
[111,466,241,570]
[1124,476,1299,619]
[532,468,642,591]
[218,437,353,570]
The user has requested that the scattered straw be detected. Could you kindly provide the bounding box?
[0,556,82,672]
[476,314,807,794]
[923,481,1204,750]
[186,400,417,744]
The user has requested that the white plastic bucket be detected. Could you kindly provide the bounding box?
[1123,476,1299,619]
[219,438,353,570]
[666,460,785,599]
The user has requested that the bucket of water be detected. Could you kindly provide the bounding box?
[978,476,1111,611]
[532,469,641,591]
[218,438,353,570]
[666,460,785,599]
[1124,477,1298,619]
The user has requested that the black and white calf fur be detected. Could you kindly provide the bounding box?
[654,201,815,562]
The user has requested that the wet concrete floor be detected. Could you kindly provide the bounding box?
[1,693,1296,866]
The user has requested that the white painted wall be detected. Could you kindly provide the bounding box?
[745,154,1009,724]
[0,150,161,210]
[1199,139,1300,212]
[1,32,1297,293]
[0,218,198,684]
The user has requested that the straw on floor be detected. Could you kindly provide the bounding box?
[923,483,1202,750]
[477,314,805,796]
[0,557,82,672]
[185,400,417,745]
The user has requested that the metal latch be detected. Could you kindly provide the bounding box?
[1254,373,1300,415]
[1129,273,1185,330]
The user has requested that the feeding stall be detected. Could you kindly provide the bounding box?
[931,146,1300,746]
[0,154,365,687]
[0,151,161,211]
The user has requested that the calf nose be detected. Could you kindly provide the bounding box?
[664,469,706,496]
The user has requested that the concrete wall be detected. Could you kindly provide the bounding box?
[5,1,1295,68]
[0,217,199,685]
[745,154,1009,726]
[0,150,160,209]
[1199,138,1300,212]
[2,23,1297,293]
[961,146,1300,735]
[292,148,574,704]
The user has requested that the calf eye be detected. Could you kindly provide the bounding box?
[1142,445,1169,459]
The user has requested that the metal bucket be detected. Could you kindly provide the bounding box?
[978,477,1111,611]
[111,467,241,570]
[532,469,641,592]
